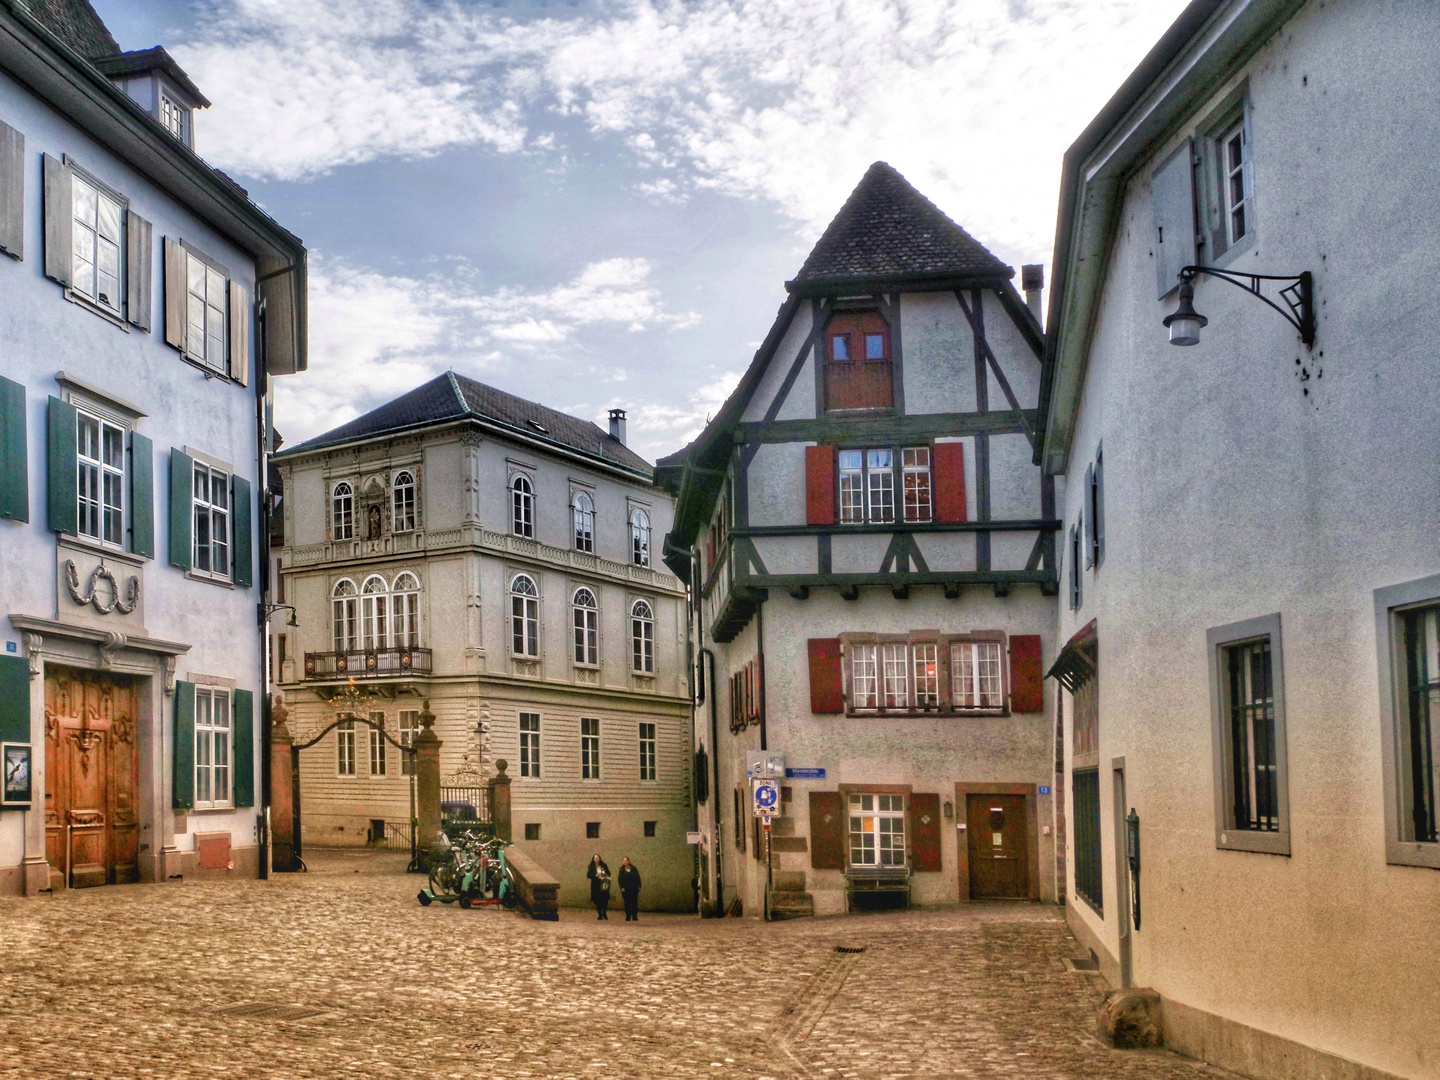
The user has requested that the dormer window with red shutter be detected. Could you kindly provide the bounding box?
[825,311,893,411]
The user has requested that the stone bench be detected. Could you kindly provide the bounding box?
[505,848,560,920]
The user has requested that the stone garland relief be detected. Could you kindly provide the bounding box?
[64,559,140,615]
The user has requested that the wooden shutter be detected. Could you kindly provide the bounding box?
[807,638,844,714]
[129,431,153,558]
[0,654,28,743]
[1069,522,1081,610]
[172,680,195,810]
[258,265,304,375]
[169,448,193,570]
[0,377,27,522]
[228,279,250,386]
[46,396,76,535]
[1094,446,1105,568]
[809,791,845,870]
[933,441,967,523]
[805,444,836,526]
[0,119,22,260]
[41,154,70,286]
[231,474,252,587]
[910,792,942,872]
[163,237,186,351]
[1083,464,1095,569]
[232,689,255,808]
[126,212,152,332]
[1010,635,1044,713]
[734,785,746,851]
[1153,139,1195,299]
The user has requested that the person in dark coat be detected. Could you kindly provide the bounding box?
[586,854,611,919]
[618,857,642,921]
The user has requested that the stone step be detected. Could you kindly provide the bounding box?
[769,889,814,920]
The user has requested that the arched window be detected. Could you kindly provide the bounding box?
[511,475,533,538]
[361,575,388,650]
[572,491,594,553]
[332,578,358,652]
[510,574,539,657]
[392,572,420,647]
[572,587,599,665]
[332,481,354,540]
[630,508,651,567]
[631,599,654,674]
[392,470,416,533]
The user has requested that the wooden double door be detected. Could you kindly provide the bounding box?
[44,668,141,889]
[966,794,1029,899]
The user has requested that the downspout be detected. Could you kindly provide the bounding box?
[756,597,770,920]
[254,297,271,880]
[701,646,722,916]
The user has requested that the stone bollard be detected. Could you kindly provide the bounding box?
[269,695,296,872]
[1097,988,1163,1049]
[488,759,512,842]
[414,700,443,866]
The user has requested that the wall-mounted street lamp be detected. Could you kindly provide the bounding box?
[1163,265,1314,348]
[259,603,298,627]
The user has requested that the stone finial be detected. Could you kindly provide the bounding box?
[419,699,436,730]
[494,759,508,776]
[271,692,291,738]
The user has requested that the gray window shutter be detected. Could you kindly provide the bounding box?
[130,431,153,559]
[46,395,76,535]
[0,376,27,522]
[228,279,249,386]
[1094,446,1105,568]
[257,265,304,375]
[126,212,152,332]
[42,153,71,287]
[1153,139,1195,299]
[1083,464,1095,569]
[232,689,254,808]
[163,237,186,351]
[231,473,252,587]
[169,447,193,570]
[173,681,195,810]
[0,119,22,261]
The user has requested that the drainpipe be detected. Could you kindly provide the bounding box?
[701,646,722,915]
[254,298,271,881]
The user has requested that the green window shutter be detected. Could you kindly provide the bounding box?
[169,448,192,570]
[130,431,153,559]
[231,474,252,587]
[0,377,27,523]
[173,680,195,810]
[46,396,76,535]
[232,689,254,808]
[0,654,29,743]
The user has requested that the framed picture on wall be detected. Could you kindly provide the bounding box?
[2,743,32,806]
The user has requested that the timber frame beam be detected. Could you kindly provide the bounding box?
[738,410,1037,446]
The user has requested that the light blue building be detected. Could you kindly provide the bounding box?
[0,0,306,895]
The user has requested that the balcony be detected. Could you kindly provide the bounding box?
[303,647,433,680]
[826,359,893,411]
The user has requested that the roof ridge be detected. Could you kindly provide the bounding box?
[445,369,469,417]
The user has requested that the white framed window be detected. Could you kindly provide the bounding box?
[511,474,534,538]
[519,712,540,778]
[392,470,416,533]
[71,175,123,315]
[336,719,356,777]
[849,793,905,867]
[573,491,594,553]
[639,722,656,782]
[192,462,229,578]
[360,575,388,650]
[838,448,894,524]
[398,709,419,777]
[1220,118,1250,247]
[332,481,354,540]
[75,409,125,547]
[902,447,931,523]
[850,643,879,709]
[194,687,231,809]
[368,712,387,776]
[392,572,420,647]
[912,643,939,707]
[951,641,1004,709]
[881,643,909,709]
[510,573,539,657]
[332,579,358,652]
[631,600,654,674]
[1375,576,1440,869]
[581,717,600,779]
[572,587,599,666]
[185,251,228,372]
[630,508,651,567]
[160,91,188,143]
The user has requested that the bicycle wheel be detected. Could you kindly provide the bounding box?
[428,860,456,896]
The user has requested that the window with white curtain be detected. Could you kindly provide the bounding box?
[572,587,599,666]
[71,175,123,315]
[951,641,1004,709]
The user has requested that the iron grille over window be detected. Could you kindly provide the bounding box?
[1073,767,1102,912]
[1226,639,1278,832]
[1402,606,1440,843]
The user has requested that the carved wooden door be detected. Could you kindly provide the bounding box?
[44,668,140,889]
[966,794,1028,899]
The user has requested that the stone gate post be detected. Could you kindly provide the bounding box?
[269,695,295,872]
[415,700,443,858]
[488,759,512,842]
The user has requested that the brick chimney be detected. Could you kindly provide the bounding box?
[608,408,627,445]
[1021,264,1045,326]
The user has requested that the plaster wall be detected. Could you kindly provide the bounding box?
[740,305,815,423]
[900,291,976,414]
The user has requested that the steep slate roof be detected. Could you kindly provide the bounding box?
[789,161,1012,289]
[23,0,118,59]
[285,372,653,477]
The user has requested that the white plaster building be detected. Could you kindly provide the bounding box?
[1040,1,1440,1076]
[0,1,306,893]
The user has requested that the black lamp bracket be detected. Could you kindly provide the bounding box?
[1179,265,1314,347]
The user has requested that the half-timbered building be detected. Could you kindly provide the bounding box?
[659,163,1060,919]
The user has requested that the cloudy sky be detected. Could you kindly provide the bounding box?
[94,0,1188,463]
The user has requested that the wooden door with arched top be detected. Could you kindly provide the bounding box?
[44,667,140,889]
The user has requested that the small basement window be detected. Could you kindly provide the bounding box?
[644,820,657,837]
[524,823,541,841]
[586,821,600,839]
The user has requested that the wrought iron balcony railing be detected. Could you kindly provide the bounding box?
[302,647,433,680]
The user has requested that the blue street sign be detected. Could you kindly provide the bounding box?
[785,767,826,779]
[755,783,778,808]
[1038,785,1052,795]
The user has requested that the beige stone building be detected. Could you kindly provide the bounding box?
[271,374,694,909]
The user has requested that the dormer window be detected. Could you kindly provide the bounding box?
[825,311,893,411]
[93,48,210,152]
[160,91,189,144]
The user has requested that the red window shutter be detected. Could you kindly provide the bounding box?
[805,444,836,525]
[933,441,967,523]
[910,793,942,872]
[1010,634,1044,713]
[809,791,846,870]
[807,638,844,714]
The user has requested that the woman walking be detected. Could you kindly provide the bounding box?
[618,857,642,921]
[586,854,611,920]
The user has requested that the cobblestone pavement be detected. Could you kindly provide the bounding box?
[0,849,1239,1080]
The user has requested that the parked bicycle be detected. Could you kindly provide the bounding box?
[418,833,517,909]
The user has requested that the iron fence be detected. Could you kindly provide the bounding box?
[440,785,493,840]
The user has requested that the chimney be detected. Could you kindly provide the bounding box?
[1021,264,1045,326]
[608,408,627,445]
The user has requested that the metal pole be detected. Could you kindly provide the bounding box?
[291,744,302,864]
